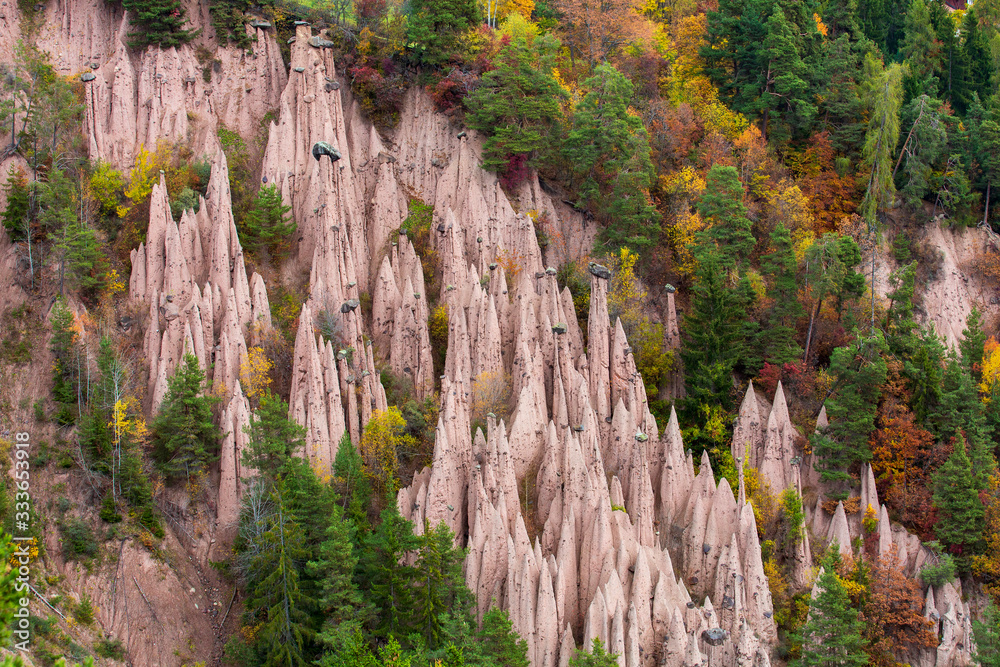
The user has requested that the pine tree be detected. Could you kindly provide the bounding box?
[819,35,867,156]
[332,432,372,544]
[569,638,619,666]
[932,435,986,560]
[407,0,480,66]
[900,0,943,98]
[150,354,220,482]
[122,0,198,49]
[794,553,868,667]
[898,95,949,209]
[243,184,295,259]
[812,330,889,483]
[906,327,945,423]
[960,306,987,384]
[760,223,804,365]
[307,505,364,632]
[245,484,314,667]
[465,32,566,176]
[681,252,748,411]
[759,6,817,145]
[695,165,754,269]
[973,601,1000,667]
[359,504,419,641]
[413,521,470,649]
[243,392,307,480]
[563,64,659,252]
[478,607,530,667]
[927,353,993,467]
[884,261,919,358]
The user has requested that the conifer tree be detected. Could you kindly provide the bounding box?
[681,251,748,411]
[812,330,889,482]
[973,601,1000,667]
[569,638,619,666]
[122,0,198,49]
[907,327,945,423]
[695,165,754,269]
[151,354,220,481]
[885,261,919,358]
[860,58,905,236]
[760,223,804,365]
[932,434,986,560]
[413,521,470,649]
[927,353,993,467]
[760,6,816,144]
[359,504,419,641]
[900,0,943,98]
[243,392,307,480]
[478,607,530,667]
[407,0,480,65]
[307,505,364,634]
[332,432,372,543]
[794,553,867,667]
[245,484,314,667]
[960,306,987,384]
[563,64,659,252]
[465,32,566,175]
[243,184,296,259]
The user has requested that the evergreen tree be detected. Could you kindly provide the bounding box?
[569,638,619,666]
[243,184,295,259]
[898,95,950,209]
[927,353,993,465]
[243,392,307,480]
[954,9,992,114]
[307,505,364,633]
[760,223,804,365]
[818,35,868,156]
[972,601,1000,667]
[150,354,220,482]
[465,32,566,176]
[563,64,659,252]
[122,0,198,49]
[932,435,986,560]
[884,261,919,357]
[906,327,945,424]
[960,307,987,385]
[407,0,479,66]
[860,58,905,232]
[900,0,943,98]
[332,432,373,544]
[759,6,817,144]
[812,330,889,483]
[695,165,754,269]
[478,607,530,667]
[681,252,748,411]
[244,484,314,666]
[49,296,79,424]
[359,504,419,641]
[794,553,867,667]
[413,521,470,649]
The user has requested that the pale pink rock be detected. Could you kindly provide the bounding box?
[559,624,575,667]
[827,501,852,556]
[537,565,559,667]
[732,382,764,465]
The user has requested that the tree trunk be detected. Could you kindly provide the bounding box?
[804,297,822,364]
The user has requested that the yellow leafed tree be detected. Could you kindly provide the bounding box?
[240,347,273,401]
[360,407,414,494]
[980,337,1000,400]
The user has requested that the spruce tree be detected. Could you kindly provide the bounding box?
[932,434,986,560]
[307,505,364,633]
[885,261,919,358]
[413,521,470,649]
[812,330,889,483]
[465,32,566,175]
[960,306,987,384]
[760,6,816,144]
[760,223,804,365]
[122,0,198,49]
[478,607,530,667]
[245,484,314,667]
[794,553,867,667]
[681,251,748,411]
[243,392,307,480]
[563,64,659,252]
[695,165,754,269]
[973,601,1000,667]
[406,0,479,66]
[927,353,993,464]
[569,638,619,666]
[900,0,943,98]
[359,504,419,641]
[243,185,295,259]
[151,354,220,482]
[332,432,372,544]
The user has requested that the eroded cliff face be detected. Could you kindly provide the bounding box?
[3,3,987,664]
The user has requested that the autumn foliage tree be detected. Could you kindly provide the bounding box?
[860,548,937,665]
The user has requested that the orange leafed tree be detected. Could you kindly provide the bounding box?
[791,131,859,234]
[554,0,651,63]
[861,548,937,666]
[870,397,939,539]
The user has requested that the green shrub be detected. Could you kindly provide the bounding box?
[99,494,122,524]
[61,518,98,561]
[95,637,126,660]
[75,593,94,625]
[919,542,957,586]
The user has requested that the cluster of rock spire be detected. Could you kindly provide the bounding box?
[78,14,977,664]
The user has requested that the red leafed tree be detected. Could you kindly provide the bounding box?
[792,131,859,233]
[861,548,937,666]
[870,397,941,539]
